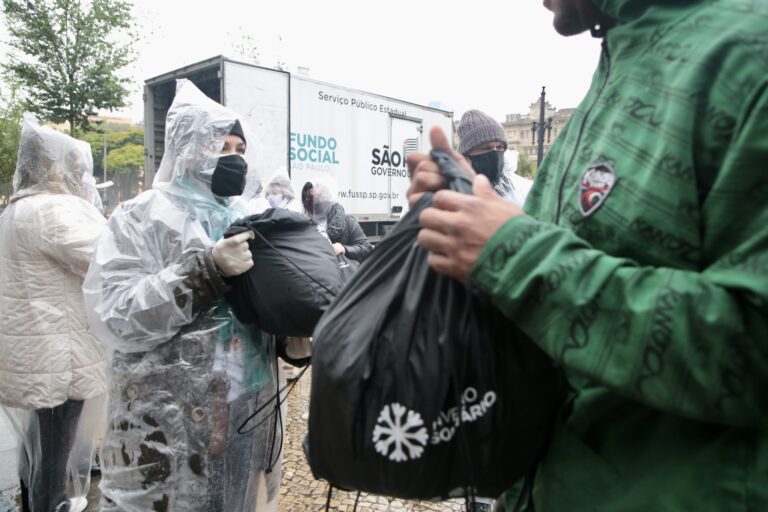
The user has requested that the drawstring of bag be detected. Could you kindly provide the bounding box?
[323,486,362,511]
[325,484,334,511]
[237,349,310,479]
[237,363,309,435]
[353,491,361,511]
[265,351,284,473]
[233,226,322,471]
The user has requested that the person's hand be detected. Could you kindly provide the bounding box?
[212,231,254,277]
[332,242,346,256]
[418,174,524,283]
[406,126,475,206]
[285,337,312,360]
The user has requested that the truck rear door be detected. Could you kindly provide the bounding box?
[388,114,423,217]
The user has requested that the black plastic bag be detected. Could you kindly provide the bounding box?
[337,254,360,285]
[223,208,342,336]
[307,151,565,500]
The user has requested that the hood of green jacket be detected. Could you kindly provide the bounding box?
[590,0,703,24]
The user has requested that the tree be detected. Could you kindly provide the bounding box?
[2,0,137,136]
[232,34,261,65]
[0,80,24,184]
[75,124,143,211]
[0,77,25,208]
[517,151,538,179]
[106,142,143,175]
[106,142,143,202]
[79,124,143,181]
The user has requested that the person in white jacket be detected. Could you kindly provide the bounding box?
[0,115,107,512]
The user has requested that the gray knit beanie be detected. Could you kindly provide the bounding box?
[457,109,508,155]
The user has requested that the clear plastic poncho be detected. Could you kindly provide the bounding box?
[308,182,335,221]
[1,114,107,512]
[263,174,298,211]
[82,80,282,512]
[301,180,347,241]
[11,113,103,211]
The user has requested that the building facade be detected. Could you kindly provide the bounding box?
[502,99,574,163]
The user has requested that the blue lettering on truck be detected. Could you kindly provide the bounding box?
[290,132,340,164]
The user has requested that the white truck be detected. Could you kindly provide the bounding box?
[143,56,454,240]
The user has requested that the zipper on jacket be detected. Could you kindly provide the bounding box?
[554,39,612,225]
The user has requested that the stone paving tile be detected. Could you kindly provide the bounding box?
[84,474,101,512]
[279,368,467,512]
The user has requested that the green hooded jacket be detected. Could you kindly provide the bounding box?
[469,1,768,510]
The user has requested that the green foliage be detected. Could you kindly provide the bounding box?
[76,123,144,212]
[232,34,261,65]
[2,0,138,136]
[517,151,538,179]
[0,80,24,184]
[79,125,143,179]
[108,127,144,147]
[106,143,143,175]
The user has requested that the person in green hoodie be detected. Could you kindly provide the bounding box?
[407,0,768,510]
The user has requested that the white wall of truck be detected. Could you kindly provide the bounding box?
[144,57,453,231]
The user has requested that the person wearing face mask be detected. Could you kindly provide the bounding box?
[83,80,283,512]
[0,115,107,512]
[301,182,373,262]
[264,174,297,211]
[457,109,531,207]
[300,181,344,237]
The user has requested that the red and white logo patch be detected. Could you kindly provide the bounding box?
[579,163,617,217]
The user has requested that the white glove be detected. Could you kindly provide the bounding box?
[212,231,254,277]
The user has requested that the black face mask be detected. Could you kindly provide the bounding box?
[211,154,248,197]
[468,150,504,185]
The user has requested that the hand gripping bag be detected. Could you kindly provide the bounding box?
[223,208,343,336]
[307,151,565,500]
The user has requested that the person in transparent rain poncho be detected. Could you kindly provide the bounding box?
[263,174,299,212]
[300,181,372,262]
[83,80,283,512]
[0,115,107,512]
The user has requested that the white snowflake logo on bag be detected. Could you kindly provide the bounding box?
[372,403,429,462]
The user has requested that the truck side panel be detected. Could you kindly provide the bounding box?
[143,57,453,222]
[222,61,290,200]
[289,77,453,219]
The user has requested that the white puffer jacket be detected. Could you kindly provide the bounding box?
[0,116,107,409]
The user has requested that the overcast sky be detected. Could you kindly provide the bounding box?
[4,0,603,124]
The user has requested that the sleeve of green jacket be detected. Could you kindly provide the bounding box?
[470,85,768,428]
